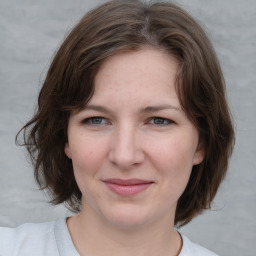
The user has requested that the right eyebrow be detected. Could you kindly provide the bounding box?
[83,104,114,115]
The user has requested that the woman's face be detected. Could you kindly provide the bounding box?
[65,48,203,229]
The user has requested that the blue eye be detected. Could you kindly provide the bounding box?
[150,117,172,125]
[91,117,104,124]
[83,117,108,125]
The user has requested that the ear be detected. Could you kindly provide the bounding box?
[193,145,204,166]
[64,143,72,159]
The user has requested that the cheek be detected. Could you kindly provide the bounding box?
[149,134,197,188]
[69,136,108,177]
[69,138,107,199]
[152,137,196,169]
[157,141,195,198]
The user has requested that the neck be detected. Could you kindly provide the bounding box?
[67,206,182,256]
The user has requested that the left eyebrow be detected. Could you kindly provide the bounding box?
[140,104,181,113]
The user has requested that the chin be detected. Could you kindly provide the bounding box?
[102,205,158,230]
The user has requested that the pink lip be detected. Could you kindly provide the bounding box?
[103,179,153,196]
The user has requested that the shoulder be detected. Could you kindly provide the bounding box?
[0,220,58,256]
[180,235,219,256]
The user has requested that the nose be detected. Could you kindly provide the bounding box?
[108,125,145,170]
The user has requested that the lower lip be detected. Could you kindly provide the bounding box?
[104,182,152,196]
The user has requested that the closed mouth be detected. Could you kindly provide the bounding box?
[102,178,154,196]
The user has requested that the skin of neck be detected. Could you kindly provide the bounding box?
[67,199,182,256]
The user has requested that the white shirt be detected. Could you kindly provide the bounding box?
[0,218,218,256]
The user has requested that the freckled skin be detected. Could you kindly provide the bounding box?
[65,48,204,230]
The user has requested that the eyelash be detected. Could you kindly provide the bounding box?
[148,117,173,125]
[82,117,109,125]
[82,116,174,126]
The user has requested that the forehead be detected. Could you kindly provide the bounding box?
[91,48,180,107]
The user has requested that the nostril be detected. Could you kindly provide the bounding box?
[108,146,145,169]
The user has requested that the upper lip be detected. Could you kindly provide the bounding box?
[103,178,153,185]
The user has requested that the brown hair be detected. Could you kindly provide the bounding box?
[17,0,235,227]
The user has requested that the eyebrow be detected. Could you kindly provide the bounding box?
[84,104,181,114]
[141,104,181,113]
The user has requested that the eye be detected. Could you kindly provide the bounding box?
[82,116,109,125]
[149,117,173,125]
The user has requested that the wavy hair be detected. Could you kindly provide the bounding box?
[17,0,235,227]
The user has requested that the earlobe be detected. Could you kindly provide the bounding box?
[64,143,72,159]
[193,147,204,166]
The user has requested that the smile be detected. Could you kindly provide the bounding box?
[103,179,154,196]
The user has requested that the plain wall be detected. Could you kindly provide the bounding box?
[0,0,255,255]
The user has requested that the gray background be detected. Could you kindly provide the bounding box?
[0,0,255,255]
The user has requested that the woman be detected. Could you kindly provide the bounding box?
[0,0,234,255]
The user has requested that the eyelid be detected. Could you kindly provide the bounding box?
[80,116,174,127]
[82,116,110,125]
[148,117,175,125]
